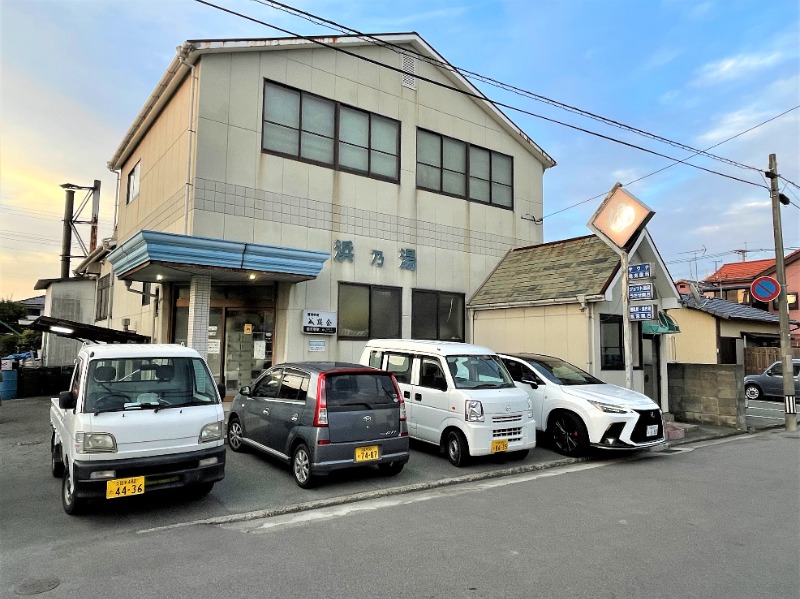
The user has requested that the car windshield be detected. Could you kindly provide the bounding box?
[528,357,604,386]
[84,357,219,413]
[446,355,514,389]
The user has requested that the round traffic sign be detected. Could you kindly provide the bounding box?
[750,276,780,303]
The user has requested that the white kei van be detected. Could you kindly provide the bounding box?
[360,340,535,466]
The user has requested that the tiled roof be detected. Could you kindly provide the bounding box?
[703,259,774,284]
[469,235,619,307]
[681,295,781,323]
[758,248,800,276]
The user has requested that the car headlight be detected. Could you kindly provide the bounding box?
[587,400,630,414]
[199,421,224,443]
[465,400,484,422]
[76,432,117,454]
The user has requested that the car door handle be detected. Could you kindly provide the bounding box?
[291,414,299,422]
[403,391,410,399]
[414,393,422,401]
[262,408,270,415]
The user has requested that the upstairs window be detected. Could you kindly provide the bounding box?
[126,162,140,204]
[412,290,465,342]
[95,275,111,321]
[262,81,400,182]
[416,129,513,208]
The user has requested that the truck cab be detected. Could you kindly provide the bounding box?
[50,343,226,514]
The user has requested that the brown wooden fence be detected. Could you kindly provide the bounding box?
[744,347,800,375]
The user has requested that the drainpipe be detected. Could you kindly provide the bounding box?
[177,44,197,236]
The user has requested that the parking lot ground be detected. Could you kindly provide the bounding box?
[0,395,767,533]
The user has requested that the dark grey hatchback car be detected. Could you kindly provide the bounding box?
[227,362,409,488]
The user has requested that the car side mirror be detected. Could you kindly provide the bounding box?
[239,386,251,397]
[58,390,76,410]
[521,376,539,389]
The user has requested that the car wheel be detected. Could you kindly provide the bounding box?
[744,384,762,401]
[51,432,64,478]
[62,465,84,516]
[445,429,470,467]
[227,416,245,452]
[548,412,589,457]
[377,462,405,477]
[292,443,315,489]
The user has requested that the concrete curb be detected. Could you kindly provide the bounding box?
[138,455,588,533]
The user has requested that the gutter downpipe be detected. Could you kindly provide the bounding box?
[177,44,197,236]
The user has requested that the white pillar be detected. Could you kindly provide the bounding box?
[187,275,211,361]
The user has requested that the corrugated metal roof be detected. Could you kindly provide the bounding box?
[469,235,619,307]
[681,295,783,323]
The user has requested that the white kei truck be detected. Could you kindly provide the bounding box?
[50,343,226,515]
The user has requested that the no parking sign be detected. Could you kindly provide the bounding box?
[750,276,780,303]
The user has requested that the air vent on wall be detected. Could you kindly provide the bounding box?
[401,54,416,90]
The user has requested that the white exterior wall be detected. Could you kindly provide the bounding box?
[187,45,547,363]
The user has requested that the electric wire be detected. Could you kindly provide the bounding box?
[543,106,800,220]
[193,0,769,191]
[253,0,769,175]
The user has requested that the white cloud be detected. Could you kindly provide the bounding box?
[693,51,785,86]
[642,47,683,71]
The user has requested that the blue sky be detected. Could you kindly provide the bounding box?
[1,0,798,300]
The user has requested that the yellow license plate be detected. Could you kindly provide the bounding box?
[106,476,145,499]
[355,445,379,462]
[491,439,509,453]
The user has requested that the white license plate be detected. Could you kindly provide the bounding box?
[646,425,659,437]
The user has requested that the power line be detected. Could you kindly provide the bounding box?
[253,0,769,176]
[543,106,799,220]
[193,0,770,191]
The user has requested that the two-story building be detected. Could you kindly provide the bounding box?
[92,34,554,394]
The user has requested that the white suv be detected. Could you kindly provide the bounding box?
[499,353,665,456]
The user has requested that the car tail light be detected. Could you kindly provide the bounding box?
[314,373,329,427]
[392,378,406,421]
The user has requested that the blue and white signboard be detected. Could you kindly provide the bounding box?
[630,304,656,321]
[628,283,655,300]
[628,263,652,280]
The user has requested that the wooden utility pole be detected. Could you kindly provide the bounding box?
[766,153,797,432]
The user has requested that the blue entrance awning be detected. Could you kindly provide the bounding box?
[107,230,329,284]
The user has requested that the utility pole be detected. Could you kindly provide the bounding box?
[766,154,797,432]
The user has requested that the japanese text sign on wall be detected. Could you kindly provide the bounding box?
[628,283,654,300]
[333,240,418,270]
[629,304,656,321]
[302,310,337,335]
[627,263,652,280]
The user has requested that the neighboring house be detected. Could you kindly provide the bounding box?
[759,248,800,347]
[32,278,96,366]
[17,296,45,326]
[701,258,774,305]
[665,295,791,365]
[87,34,554,394]
[701,250,800,347]
[468,232,681,411]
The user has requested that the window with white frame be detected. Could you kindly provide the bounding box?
[262,81,400,182]
[126,162,140,204]
[416,129,513,208]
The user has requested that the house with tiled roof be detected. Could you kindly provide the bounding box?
[700,250,800,347]
[468,231,681,411]
[665,295,794,364]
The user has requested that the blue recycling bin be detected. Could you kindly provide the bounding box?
[0,369,18,400]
